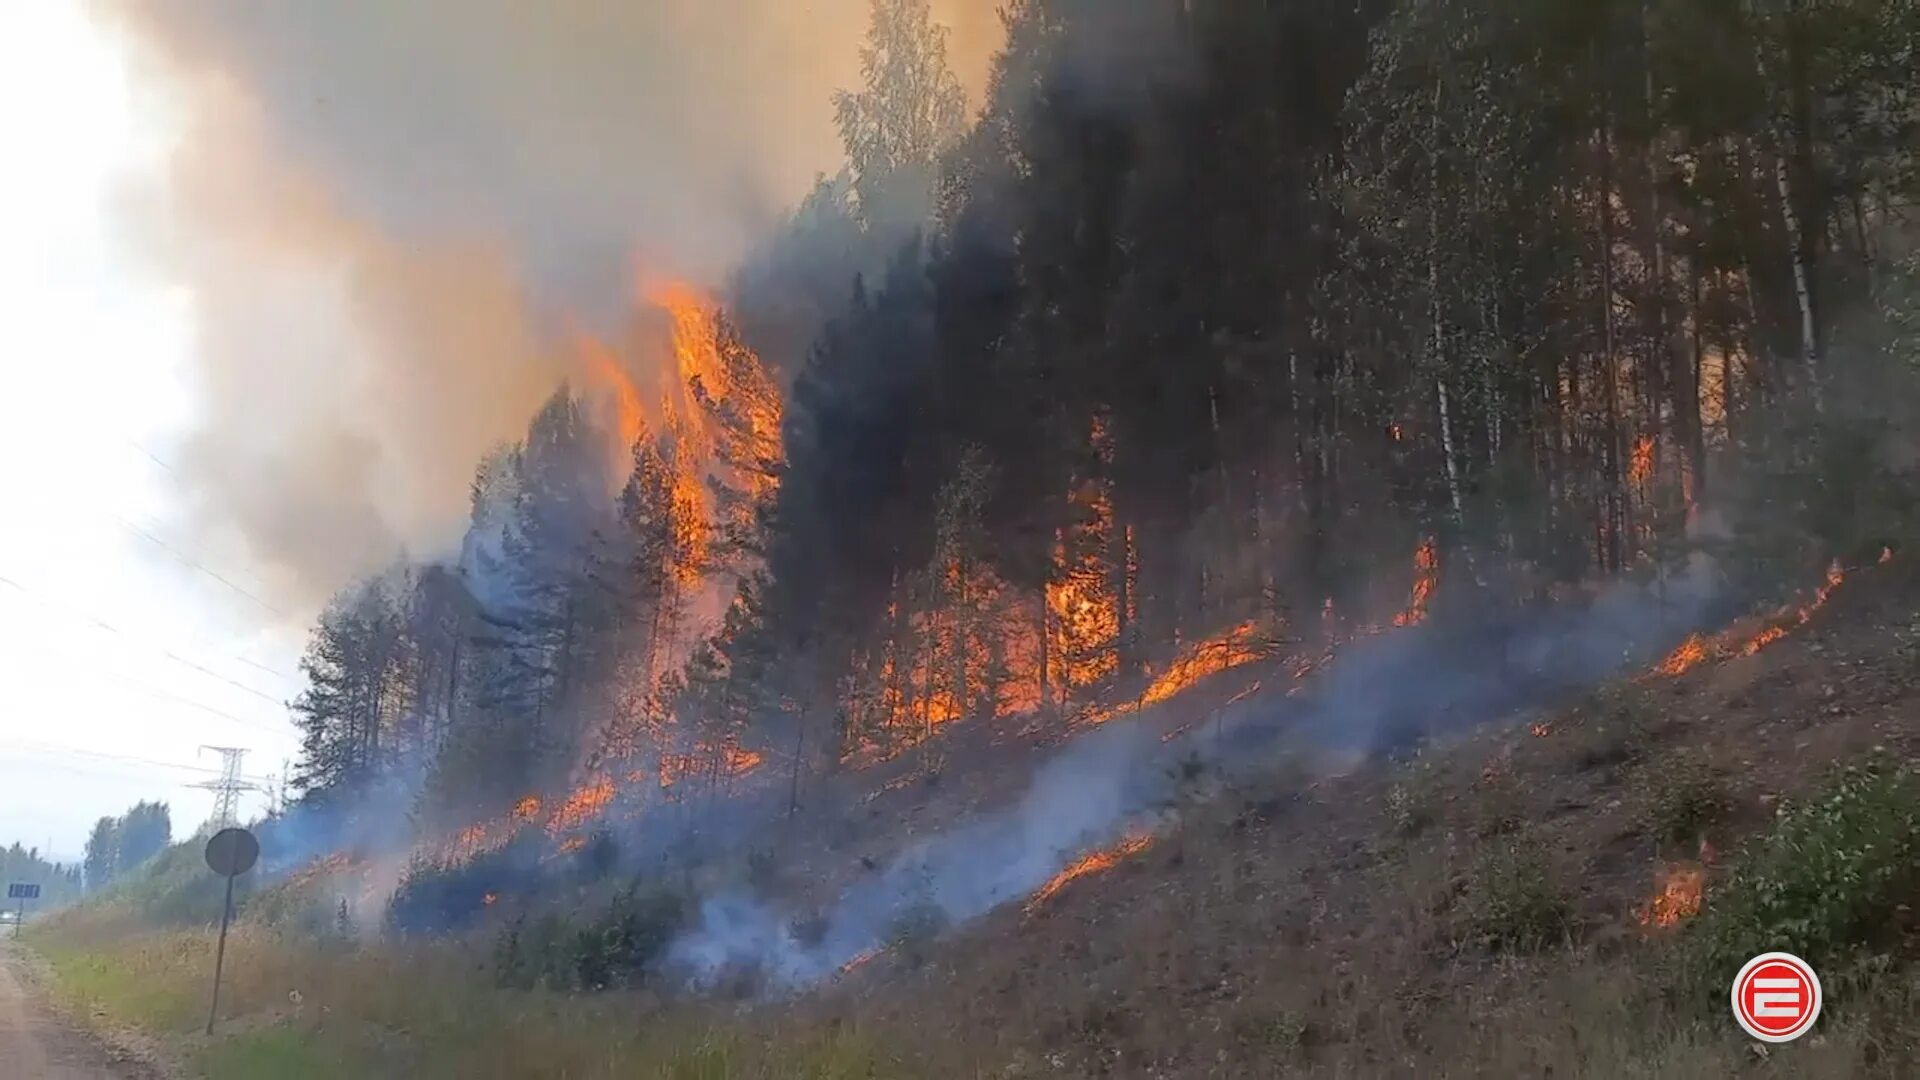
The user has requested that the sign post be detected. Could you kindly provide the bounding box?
[6,882,38,939]
[202,827,259,1035]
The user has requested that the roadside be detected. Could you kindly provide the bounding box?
[0,939,162,1080]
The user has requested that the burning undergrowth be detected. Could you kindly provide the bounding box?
[659,555,1733,992]
[208,548,1854,1000]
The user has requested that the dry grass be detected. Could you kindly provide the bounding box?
[32,916,893,1079]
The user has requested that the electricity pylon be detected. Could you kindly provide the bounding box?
[193,746,262,830]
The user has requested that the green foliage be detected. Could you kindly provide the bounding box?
[1461,839,1566,953]
[1564,689,1656,773]
[0,841,82,908]
[1687,762,1920,992]
[1639,752,1732,847]
[492,885,688,992]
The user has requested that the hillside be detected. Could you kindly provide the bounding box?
[28,552,1920,1077]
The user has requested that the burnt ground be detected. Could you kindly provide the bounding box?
[787,555,1920,1077]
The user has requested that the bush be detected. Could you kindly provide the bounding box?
[1640,753,1732,847]
[1687,762,1920,992]
[1461,840,1566,952]
[1564,689,1655,772]
[885,897,949,969]
[493,885,688,991]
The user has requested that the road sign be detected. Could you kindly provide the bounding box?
[204,827,260,878]
[202,826,259,1034]
[7,883,39,900]
[1733,951,1822,1043]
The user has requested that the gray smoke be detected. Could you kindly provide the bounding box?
[666,556,1725,989]
[93,0,1000,614]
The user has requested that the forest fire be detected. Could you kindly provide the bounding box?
[1655,633,1709,677]
[1393,537,1439,627]
[1637,863,1706,928]
[545,777,617,836]
[1629,435,1657,487]
[1740,561,1845,656]
[1024,832,1155,915]
[1139,622,1269,710]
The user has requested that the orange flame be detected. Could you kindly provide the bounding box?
[1655,633,1710,677]
[1025,832,1154,914]
[482,892,498,907]
[1629,434,1656,487]
[1392,537,1439,628]
[1880,546,1894,565]
[578,333,649,454]
[545,776,616,836]
[838,948,880,976]
[1637,863,1705,928]
[1740,560,1844,656]
[1529,722,1552,738]
[1136,622,1267,710]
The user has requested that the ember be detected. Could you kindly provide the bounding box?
[1025,832,1154,914]
[1529,722,1551,738]
[838,948,881,976]
[482,892,498,906]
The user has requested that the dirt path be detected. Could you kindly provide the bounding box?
[0,941,155,1079]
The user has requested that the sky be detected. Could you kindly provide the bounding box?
[0,2,299,860]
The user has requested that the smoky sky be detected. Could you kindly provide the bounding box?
[95,0,998,615]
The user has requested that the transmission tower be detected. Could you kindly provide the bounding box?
[193,746,262,830]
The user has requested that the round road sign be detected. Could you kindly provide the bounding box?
[204,827,260,878]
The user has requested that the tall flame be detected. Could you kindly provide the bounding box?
[1392,537,1439,628]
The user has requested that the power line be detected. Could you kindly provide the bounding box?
[0,569,297,704]
[0,616,291,738]
[0,739,273,784]
[125,440,177,477]
[109,513,287,621]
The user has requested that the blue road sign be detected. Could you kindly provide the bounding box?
[7,883,39,900]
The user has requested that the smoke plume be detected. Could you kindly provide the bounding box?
[95,0,1000,613]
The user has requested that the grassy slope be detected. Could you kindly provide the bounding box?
[31,559,1920,1078]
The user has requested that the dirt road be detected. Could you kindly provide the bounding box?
[0,941,153,1079]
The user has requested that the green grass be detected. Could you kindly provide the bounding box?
[30,913,898,1079]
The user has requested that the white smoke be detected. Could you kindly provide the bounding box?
[92,0,1000,612]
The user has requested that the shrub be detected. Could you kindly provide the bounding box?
[1470,773,1526,839]
[493,884,688,991]
[1687,762,1920,993]
[885,897,949,969]
[1640,752,1733,846]
[1564,689,1655,772]
[1461,840,1566,952]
